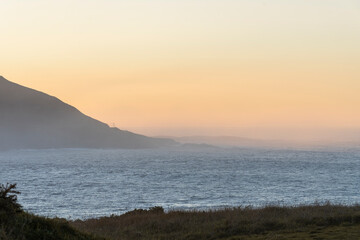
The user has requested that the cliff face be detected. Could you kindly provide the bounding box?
[0,76,175,150]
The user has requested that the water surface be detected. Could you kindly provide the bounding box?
[0,148,359,219]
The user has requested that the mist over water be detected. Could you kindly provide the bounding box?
[1,148,359,219]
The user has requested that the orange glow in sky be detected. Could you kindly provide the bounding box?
[1,0,360,139]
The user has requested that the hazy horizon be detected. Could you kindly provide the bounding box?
[143,126,360,142]
[1,1,360,143]
[2,75,359,145]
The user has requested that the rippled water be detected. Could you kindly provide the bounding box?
[0,148,359,219]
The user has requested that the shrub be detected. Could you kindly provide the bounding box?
[0,183,22,214]
[123,206,165,216]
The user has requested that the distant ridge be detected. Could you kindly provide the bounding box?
[0,76,176,150]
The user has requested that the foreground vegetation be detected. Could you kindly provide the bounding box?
[72,204,360,240]
[0,183,102,240]
[1,183,360,239]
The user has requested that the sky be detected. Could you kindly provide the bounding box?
[1,0,360,141]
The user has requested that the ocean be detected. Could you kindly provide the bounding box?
[0,148,359,219]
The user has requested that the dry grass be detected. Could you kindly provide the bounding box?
[71,203,360,240]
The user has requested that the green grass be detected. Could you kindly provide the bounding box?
[0,213,103,240]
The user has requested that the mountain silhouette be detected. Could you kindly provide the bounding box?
[0,76,175,150]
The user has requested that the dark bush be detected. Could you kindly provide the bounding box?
[0,183,101,240]
[0,183,22,214]
[124,206,165,216]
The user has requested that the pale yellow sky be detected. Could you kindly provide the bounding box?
[1,0,360,139]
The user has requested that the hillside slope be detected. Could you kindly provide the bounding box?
[0,76,175,150]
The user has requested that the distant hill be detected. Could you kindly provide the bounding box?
[158,135,281,148]
[165,135,360,150]
[0,76,176,150]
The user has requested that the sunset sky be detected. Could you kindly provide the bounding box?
[1,0,360,140]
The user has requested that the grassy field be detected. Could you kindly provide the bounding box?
[71,204,360,240]
[2,183,360,239]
